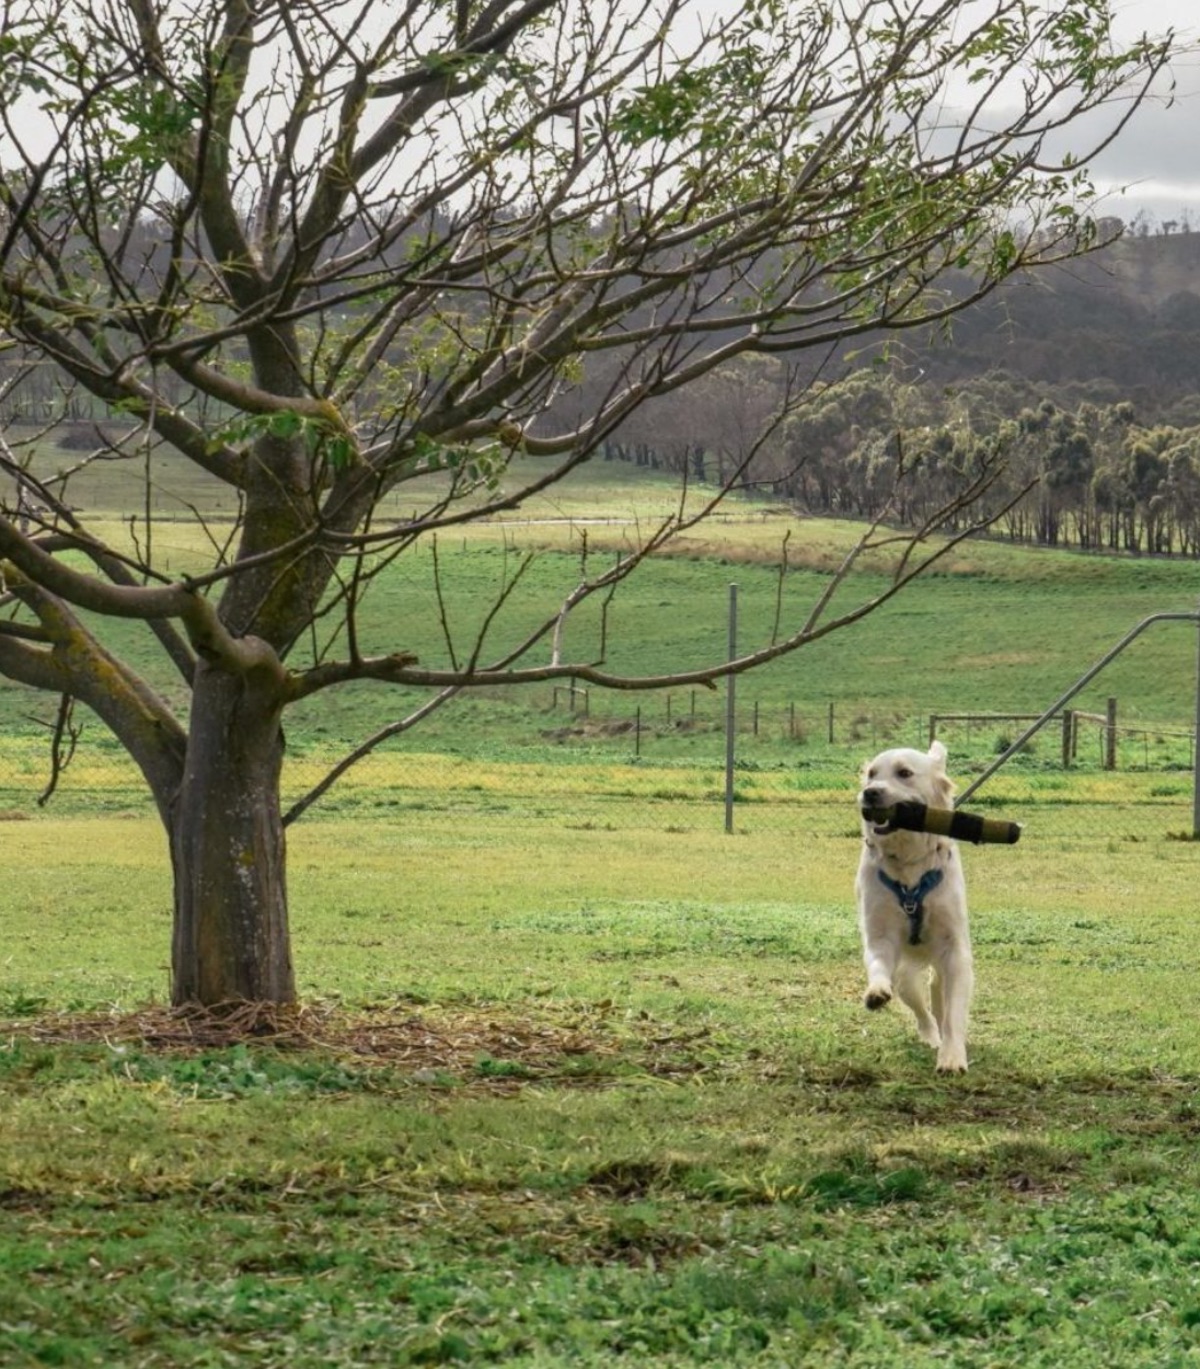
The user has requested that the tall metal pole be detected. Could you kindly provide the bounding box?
[724,583,737,834]
[1193,601,1200,837]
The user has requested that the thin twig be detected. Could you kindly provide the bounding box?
[36,693,80,808]
[282,685,460,826]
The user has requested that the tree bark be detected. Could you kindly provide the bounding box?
[168,664,295,1006]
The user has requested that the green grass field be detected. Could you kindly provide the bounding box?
[4,784,1200,1366]
[5,455,1200,1364]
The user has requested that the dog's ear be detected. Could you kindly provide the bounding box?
[928,740,954,805]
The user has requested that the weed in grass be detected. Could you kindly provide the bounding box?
[0,990,49,1017]
[111,1044,376,1100]
[802,1164,930,1209]
[474,1055,534,1081]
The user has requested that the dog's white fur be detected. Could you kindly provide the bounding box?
[855,740,973,1073]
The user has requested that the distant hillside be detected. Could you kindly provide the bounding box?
[580,226,1200,476]
[912,228,1200,425]
[1103,225,1200,307]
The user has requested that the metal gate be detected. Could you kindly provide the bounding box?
[956,608,1200,835]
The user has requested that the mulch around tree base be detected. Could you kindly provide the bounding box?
[3,1000,713,1087]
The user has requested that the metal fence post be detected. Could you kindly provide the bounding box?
[724,583,737,835]
[1105,697,1118,770]
[1194,603,1200,837]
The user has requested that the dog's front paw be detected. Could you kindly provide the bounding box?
[864,984,892,1011]
[935,1049,968,1074]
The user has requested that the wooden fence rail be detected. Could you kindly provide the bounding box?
[930,698,1194,771]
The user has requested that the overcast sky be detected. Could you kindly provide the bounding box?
[8,1,1197,230]
[1087,0,1200,225]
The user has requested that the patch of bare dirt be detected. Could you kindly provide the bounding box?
[3,1000,713,1087]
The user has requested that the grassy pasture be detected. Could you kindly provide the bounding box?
[5,771,1200,1365]
[4,454,1200,779]
[6,451,1200,1363]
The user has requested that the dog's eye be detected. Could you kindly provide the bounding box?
[896,767,913,779]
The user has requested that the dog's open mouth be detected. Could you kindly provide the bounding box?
[861,805,897,835]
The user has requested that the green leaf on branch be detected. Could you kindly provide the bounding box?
[406,434,509,491]
[612,70,716,147]
[268,411,304,439]
[211,408,358,472]
[989,230,1019,277]
[325,435,355,471]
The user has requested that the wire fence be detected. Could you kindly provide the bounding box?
[1,698,1197,841]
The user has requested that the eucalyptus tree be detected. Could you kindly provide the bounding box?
[0,0,1172,1005]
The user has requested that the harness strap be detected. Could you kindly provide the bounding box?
[876,867,944,945]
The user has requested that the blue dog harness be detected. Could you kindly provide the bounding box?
[877,868,944,945]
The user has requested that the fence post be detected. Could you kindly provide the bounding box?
[725,584,737,835]
[1061,710,1073,769]
[827,702,834,745]
[1193,602,1200,837]
[1105,697,1118,771]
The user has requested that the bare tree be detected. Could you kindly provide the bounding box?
[0,0,1173,1006]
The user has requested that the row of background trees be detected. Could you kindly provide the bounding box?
[772,373,1200,557]
[571,225,1200,557]
[596,362,1200,558]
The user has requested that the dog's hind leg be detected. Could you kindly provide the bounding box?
[932,949,974,1074]
[896,962,940,1049]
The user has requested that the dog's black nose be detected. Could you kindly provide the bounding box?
[861,786,884,806]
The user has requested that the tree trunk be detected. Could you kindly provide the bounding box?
[169,664,295,1006]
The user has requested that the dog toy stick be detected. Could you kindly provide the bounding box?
[861,800,1021,845]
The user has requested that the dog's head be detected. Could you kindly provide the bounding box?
[858,740,954,838]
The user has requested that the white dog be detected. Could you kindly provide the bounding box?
[855,740,973,1073]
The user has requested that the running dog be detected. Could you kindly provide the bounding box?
[855,740,973,1073]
